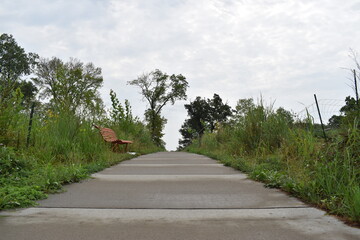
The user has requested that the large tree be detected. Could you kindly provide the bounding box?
[0,33,38,105]
[33,57,104,116]
[0,33,38,141]
[179,94,232,149]
[128,69,188,147]
[0,33,38,81]
[207,94,232,132]
[183,96,210,137]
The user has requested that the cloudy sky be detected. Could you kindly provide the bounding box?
[1,0,360,150]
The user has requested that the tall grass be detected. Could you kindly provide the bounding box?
[186,102,360,223]
[0,103,160,209]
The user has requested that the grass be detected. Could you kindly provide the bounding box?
[185,102,360,224]
[0,108,161,210]
[0,141,143,210]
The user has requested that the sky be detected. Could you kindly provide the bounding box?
[1,0,360,150]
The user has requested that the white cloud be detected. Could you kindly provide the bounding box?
[1,0,360,150]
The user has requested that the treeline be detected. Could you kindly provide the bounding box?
[179,89,359,223]
[0,33,163,209]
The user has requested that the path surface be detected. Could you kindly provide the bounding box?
[0,152,359,240]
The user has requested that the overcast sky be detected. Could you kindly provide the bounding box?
[1,0,360,150]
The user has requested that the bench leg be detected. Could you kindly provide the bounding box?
[111,143,129,153]
[112,143,119,153]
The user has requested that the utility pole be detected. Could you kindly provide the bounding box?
[354,69,359,106]
[26,102,35,147]
[314,94,327,140]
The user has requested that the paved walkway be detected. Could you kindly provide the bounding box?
[1,152,359,239]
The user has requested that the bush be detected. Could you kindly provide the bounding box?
[0,186,47,209]
[0,147,29,176]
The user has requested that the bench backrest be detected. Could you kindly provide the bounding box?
[99,128,118,142]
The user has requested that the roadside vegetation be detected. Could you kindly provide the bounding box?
[180,91,360,224]
[0,33,163,210]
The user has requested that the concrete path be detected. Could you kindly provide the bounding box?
[0,152,359,239]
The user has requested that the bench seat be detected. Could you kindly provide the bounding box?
[94,125,133,152]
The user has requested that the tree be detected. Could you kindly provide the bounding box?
[179,94,232,149]
[144,109,167,147]
[233,98,255,119]
[340,96,358,114]
[0,33,38,143]
[109,89,125,124]
[0,33,38,81]
[15,80,38,107]
[328,114,342,128]
[185,97,209,133]
[329,96,359,128]
[207,94,232,132]
[33,57,104,117]
[0,34,38,104]
[128,69,188,147]
[1,33,38,106]
[178,119,197,150]
[178,96,209,150]
[109,89,136,124]
[276,107,294,125]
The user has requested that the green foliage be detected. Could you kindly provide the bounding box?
[0,33,38,145]
[179,94,232,149]
[183,96,209,135]
[227,100,293,155]
[178,119,198,149]
[0,147,28,176]
[33,57,104,117]
[0,147,135,209]
[0,186,47,209]
[233,98,255,120]
[34,112,100,163]
[185,98,360,223]
[105,89,159,153]
[207,94,232,131]
[0,33,38,82]
[16,80,38,107]
[329,96,360,128]
[144,109,167,147]
[128,69,188,147]
[0,108,159,210]
[0,88,24,145]
[110,89,125,123]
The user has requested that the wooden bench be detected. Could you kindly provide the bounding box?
[93,125,133,153]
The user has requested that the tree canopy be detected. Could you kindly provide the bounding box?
[33,57,104,116]
[128,69,188,147]
[0,33,39,140]
[0,33,38,107]
[0,33,38,82]
[328,96,360,128]
[179,94,232,149]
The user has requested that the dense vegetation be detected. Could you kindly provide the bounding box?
[0,33,161,209]
[182,95,360,224]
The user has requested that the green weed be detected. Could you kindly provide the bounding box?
[0,108,160,210]
[185,101,360,223]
